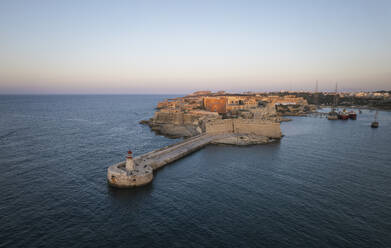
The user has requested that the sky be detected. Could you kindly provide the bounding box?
[0,0,390,94]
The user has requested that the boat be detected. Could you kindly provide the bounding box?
[338,112,349,120]
[338,109,349,120]
[371,111,379,128]
[348,111,357,120]
[327,111,338,120]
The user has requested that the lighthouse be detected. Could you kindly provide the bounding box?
[125,150,135,171]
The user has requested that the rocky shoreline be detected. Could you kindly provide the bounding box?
[140,118,200,138]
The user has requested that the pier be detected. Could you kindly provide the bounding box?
[107,119,282,188]
[107,133,231,188]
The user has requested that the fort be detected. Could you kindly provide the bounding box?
[108,91,307,188]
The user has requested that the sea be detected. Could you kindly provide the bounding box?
[0,95,390,248]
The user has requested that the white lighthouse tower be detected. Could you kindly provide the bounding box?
[125,150,135,171]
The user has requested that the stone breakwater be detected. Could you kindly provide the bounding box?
[108,120,282,188]
[108,133,230,188]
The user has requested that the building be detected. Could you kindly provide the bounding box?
[203,97,227,114]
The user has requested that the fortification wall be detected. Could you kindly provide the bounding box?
[205,119,282,138]
[173,112,184,125]
[205,119,234,133]
[233,119,282,138]
[153,111,184,125]
[183,113,197,125]
[153,111,169,123]
[154,111,219,126]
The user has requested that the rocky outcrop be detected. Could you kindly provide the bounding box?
[141,110,221,138]
[150,123,199,138]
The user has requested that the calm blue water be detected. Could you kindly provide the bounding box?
[0,95,390,248]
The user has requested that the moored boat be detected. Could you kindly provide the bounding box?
[327,111,338,120]
[348,111,357,120]
[371,111,379,128]
[338,110,349,120]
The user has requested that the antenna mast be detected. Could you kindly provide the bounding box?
[314,80,319,108]
[333,82,338,111]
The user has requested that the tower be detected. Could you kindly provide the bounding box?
[125,150,135,171]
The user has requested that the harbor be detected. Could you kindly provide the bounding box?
[1,0,390,246]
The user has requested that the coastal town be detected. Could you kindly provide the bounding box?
[108,89,390,188]
[141,90,314,139]
[141,89,391,138]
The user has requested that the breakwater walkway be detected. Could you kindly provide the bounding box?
[107,133,231,188]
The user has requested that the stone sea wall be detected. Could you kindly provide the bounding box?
[146,108,282,139]
[153,110,219,125]
[205,119,282,138]
[153,111,184,125]
[233,119,282,138]
[204,119,234,134]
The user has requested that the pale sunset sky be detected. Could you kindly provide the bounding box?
[0,0,390,94]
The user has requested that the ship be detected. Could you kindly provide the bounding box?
[327,111,338,120]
